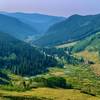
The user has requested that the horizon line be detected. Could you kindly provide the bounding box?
[0,10,100,18]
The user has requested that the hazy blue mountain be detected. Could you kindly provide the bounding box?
[33,14,100,47]
[0,14,37,40]
[3,12,65,34]
[0,32,57,76]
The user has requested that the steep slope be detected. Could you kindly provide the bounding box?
[72,32,100,52]
[3,12,65,34]
[0,14,37,40]
[72,32,100,76]
[0,32,57,76]
[33,14,100,47]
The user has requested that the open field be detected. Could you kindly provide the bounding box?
[75,50,100,77]
[0,88,100,100]
[75,51,100,63]
[91,64,100,76]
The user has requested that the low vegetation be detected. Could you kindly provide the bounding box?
[0,88,100,100]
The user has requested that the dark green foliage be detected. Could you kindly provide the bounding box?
[0,79,9,85]
[3,96,50,100]
[45,77,70,88]
[0,71,10,80]
[33,14,100,47]
[0,70,10,85]
[39,47,84,65]
[39,47,72,58]
[0,32,57,76]
[32,76,72,89]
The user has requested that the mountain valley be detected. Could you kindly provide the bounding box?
[0,12,100,100]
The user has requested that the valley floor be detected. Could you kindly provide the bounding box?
[0,88,100,100]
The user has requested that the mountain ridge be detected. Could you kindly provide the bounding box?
[0,14,37,40]
[33,14,100,47]
[2,12,65,34]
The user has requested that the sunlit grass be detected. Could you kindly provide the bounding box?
[0,88,100,100]
[75,50,100,63]
[56,42,77,48]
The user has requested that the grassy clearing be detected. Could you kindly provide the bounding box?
[75,50,100,63]
[75,50,100,76]
[91,64,100,76]
[56,42,77,48]
[0,88,100,100]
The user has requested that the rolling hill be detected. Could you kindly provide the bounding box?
[0,32,57,76]
[0,14,37,40]
[33,14,100,47]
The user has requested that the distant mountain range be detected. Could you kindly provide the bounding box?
[33,14,100,47]
[0,12,65,41]
[3,12,65,33]
[0,12,100,48]
[0,14,37,40]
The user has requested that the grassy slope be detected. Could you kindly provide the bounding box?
[75,51,100,76]
[48,64,100,95]
[56,32,100,73]
[0,64,100,100]
[72,32,100,76]
[0,88,100,100]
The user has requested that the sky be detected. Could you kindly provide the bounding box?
[0,0,100,17]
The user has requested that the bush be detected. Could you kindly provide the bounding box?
[32,76,73,89]
[46,77,67,88]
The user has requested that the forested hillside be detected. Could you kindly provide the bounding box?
[33,14,100,46]
[0,32,57,76]
[0,70,10,85]
[0,14,37,40]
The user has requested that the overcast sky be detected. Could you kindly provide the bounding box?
[0,0,100,17]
